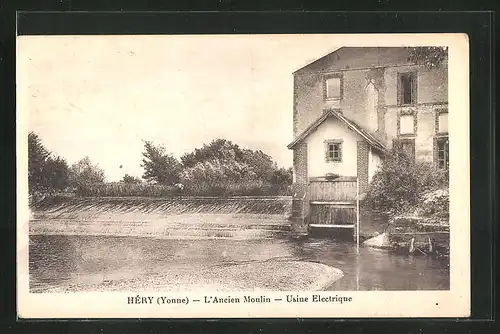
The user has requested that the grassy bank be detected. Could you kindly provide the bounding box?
[72,181,292,197]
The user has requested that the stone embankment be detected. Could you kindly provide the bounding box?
[363,216,449,258]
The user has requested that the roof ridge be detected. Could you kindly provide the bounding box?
[287,109,387,153]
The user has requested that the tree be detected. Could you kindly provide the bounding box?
[28,132,69,195]
[28,132,51,194]
[407,46,448,69]
[43,156,70,191]
[181,138,277,182]
[240,149,277,182]
[270,167,293,187]
[69,156,106,188]
[269,167,293,194]
[141,141,182,184]
[122,174,142,184]
[181,139,241,168]
[179,138,291,195]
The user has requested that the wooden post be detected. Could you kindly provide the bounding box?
[356,177,360,248]
[409,237,415,254]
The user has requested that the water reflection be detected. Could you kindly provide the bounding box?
[290,238,449,290]
[29,235,449,292]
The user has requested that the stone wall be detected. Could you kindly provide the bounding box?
[357,140,370,194]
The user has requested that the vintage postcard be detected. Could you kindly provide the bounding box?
[17,33,470,318]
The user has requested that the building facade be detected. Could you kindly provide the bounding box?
[288,47,449,195]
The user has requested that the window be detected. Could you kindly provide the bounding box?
[398,72,417,105]
[400,114,415,135]
[325,140,343,162]
[393,138,415,161]
[436,137,449,169]
[436,109,448,134]
[324,74,343,100]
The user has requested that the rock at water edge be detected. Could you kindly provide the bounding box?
[363,232,391,249]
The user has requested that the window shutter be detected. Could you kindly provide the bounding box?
[411,72,418,104]
[396,73,401,105]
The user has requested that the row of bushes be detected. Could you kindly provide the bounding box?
[414,188,449,220]
[74,181,293,197]
[364,146,449,221]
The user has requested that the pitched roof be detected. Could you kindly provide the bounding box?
[293,47,414,74]
[287,110,388,153]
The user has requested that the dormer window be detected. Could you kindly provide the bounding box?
[324,73,343,100]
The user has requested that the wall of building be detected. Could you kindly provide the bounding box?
[293,73,325,138]
[293,49,448,175]
[368,148,383,182]
[384,63,448,106]
[384,104,447,160]
[292,142,308,185]
[294,67,385,140]
[415,108,438,162]
[338,69,380,134]
[357,140,370,194]
[305,116,361,178]
[383,62,448,156]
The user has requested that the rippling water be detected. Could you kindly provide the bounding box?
[29,235,449,292]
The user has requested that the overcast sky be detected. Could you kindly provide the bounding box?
[19,35,342,181]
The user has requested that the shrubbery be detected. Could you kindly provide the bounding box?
[417,188,449,220]
[139,138,293,197]
[364,146,448,219]
[29,134,294,198]
[75,182,177,197]
[75,180,292,197]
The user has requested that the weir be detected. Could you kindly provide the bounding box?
[29,196,293,240]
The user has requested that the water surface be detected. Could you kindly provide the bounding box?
[29,235,449,292]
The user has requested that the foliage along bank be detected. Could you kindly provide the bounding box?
[363,145,449,223]
[28,134,293,198]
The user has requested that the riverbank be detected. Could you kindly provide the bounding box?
[29,196,345,292]
[32,258,343,293]
[28,196,449,292]
[30,235,450,292]
[363,216,450,259]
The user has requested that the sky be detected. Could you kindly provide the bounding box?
[18,34,342,181]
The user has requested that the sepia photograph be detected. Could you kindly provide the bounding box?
[16,33,470,318]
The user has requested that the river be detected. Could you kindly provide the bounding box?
[29,235,449,292]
